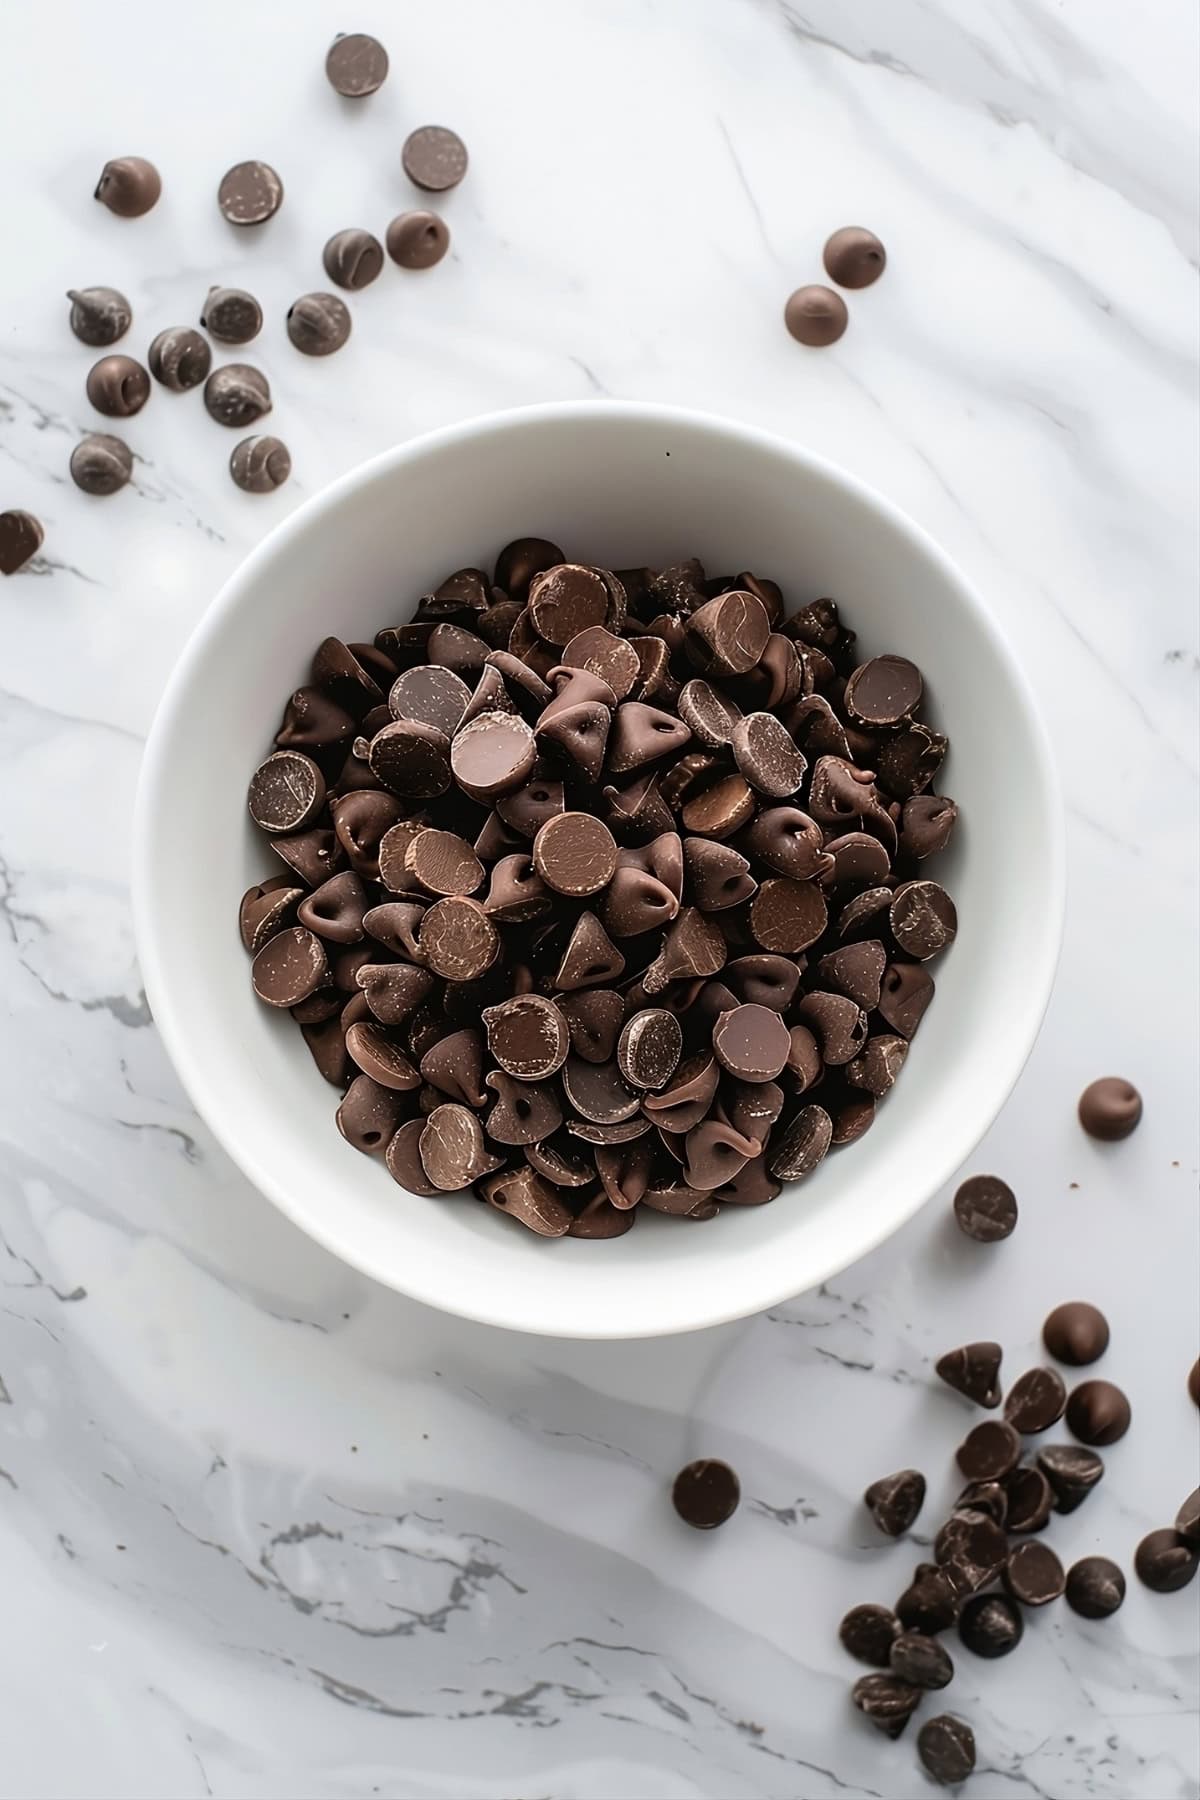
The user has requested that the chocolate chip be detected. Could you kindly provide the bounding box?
[251,927,328,1007]
[850,1673,920,1739]
[878,961,935,1037]
[1065,1379,1130,1446]
[384,1119,441,1194]
[901,794,958,860]
[847,1033,908,1096]
[525,1136,595,1187]
[419,1027,486,1107]
[493,538,564,602]
[67,286,131,347]
[617,1009,683,1091]
[936,1341,1002,1409]
[839,1604,901,1668]
[368,721,451,798]
[483,994,569,1080]
[555,912,625,990]
[684,591,770,677]
[1078,1076,1142,1140]
[528,812,617,898]
[569,1197,637,1238]
[561,1056,639,1126]
[343,1022,420,1092]
[484,1069,562,1145]
[643,1052,720,1134]
[784,285,848,347]
[274,828,344,887]
[817,941,886,1011]
[956,1419,1020,1482]
[896,1563,960,1635]
[68,432,133,496]
[1004,1368,1067,1434]
[451,712,536,802]
[403,125,469,192]
[934,1509,1008,1593]
[325,32,389,96]
[952,1480,1008,1527]
[889,1631,953,1690]
[85,354,150,418]
[1036,1444,1104,1514]
[419,1104,503,1190]
[477,1165,571,1235]
[386,210,451,269]
[768,1103,833,1181]
[247,751,325,833]
[296,871,367,943]
[1002,1464,1054,1533]
[917,1715,975,1786]
[823,226,887,289]
[323,228,385,290]
[204,364,271,428]
[731,712,806,798]
[1065,1555,1125,1619]
[844,656,922,726]
[239,878,302,952]
[94,155,160,217]
[723,954,801,1012]
[677,679,743,748]
[958,1590,1023,1658]
[1042,1301,1110,1366]
[287,292,351,356]
[679,773,756,839]
[1175,1488,1200,1546]
[1135,1529,1197,1594]
[336,1074,408,1155]
[953,1174,1018,1243]
[227,436,290,495]
[404,828,482,897]
[864,1468,925,1538]
[218,160,283,225]
[418,895,498,981]
[0,510,43,575]
[147,326,211,392]
[357,962,435,1025]
[711,1004,790,1084]
[1189,1360,1199,1408]
[672,1459,740,1529]
[796,991,868,1066]
[200,286,262,345]
[890,880,957,959]
[750,879,828,954]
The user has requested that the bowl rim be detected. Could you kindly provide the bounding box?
[133,399,1065,1337]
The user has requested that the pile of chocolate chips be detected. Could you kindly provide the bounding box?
[239,541,958,1237]
[842,1294,1198,1786]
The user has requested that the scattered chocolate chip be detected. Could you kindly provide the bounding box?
[896,1564,959,1635]
[230,435,291,493]
[851,1673,921,1740]
[402,125,468,192]
[1004,1368,1067,1434]
[148,326,211,391]
[0,510,43,575]
[864,1468,925,1538]
[889,1631,953,1690]
[1135,1529,1198,1594]
[325,31,389,96]
[934,1509,1007,1592]
[323,228,385,290]
[952,1174,1017,1243]
[839,1604,901,1668]
[1078,1077,1142,1140]
[201,287,262,345]
[218,160,283,226]
[1175,1488,1200,1546]
[67,286,131,346]
[204,364,271,428]
[1003,1464,1055,1533]
[958,1590,1022,1658]
[1042,1301,1110,1366]
[85,354,150,418]
[956,1419,1020,1481]
[1036,1444,1104,1514]
[386,209,451,269]
[1004,1540,1065,1608]
[94,155,160,217]
[784,285,848,347]
[672,1459,740,1529]
[1065,1555,1125,1619]
[936,1341,1002,1409]
[1066,1379,1131,1446]
[823,226,887,289]
[69,432,133,496]
[287,292,352,356]
[917,1715,976,1787]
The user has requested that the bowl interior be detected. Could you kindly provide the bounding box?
[135,405,1061,1338]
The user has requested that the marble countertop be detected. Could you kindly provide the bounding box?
[2,2,1197,1795]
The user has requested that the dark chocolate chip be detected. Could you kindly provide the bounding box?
[901,794,958,860]
[67,286,131,347]
[917,1715,976,1787]
[1065,1555,1126,1619]
[877,961,935,1037]
[0,510,43,574]
[386,210,451,269]
[369,721,451,798]
[204,364,271,428]
[864,1468,925,1538]
[936,1341,1002,1409]
[934,1509,1008,1593]
[248,750,326,833]
[1135,1529,1198,1594]
[889,1631,953,1690]
[1066,1379,1130,1446]
[956,1419,1021,1481]
[218,160,283,226]
[326,31,389,96]
[402,125,469,192]
[287,292,351,356]
[201,287,263,344]
[1078,1077,1142,1140]
[484,994,569,1080]
[896,1563,960,1635]
[958,1591,1023,1658]
[403,827,484,897]
[1036,1443,1104,1514]
[784,286,847,347]
[768,1104,833,1180]
[323,228,384,290]
[953,1174,1018,1243]
[1002,1464,1055,1533]
[839,1604,901,1668]
[823,226,887,289]
[94,156,160,217]
[1004,1368,1067,1434]
[850,1674,920,1740]
[1042,1301,1110,1366]
[844,656,922,726]
[672,1459,740,1529]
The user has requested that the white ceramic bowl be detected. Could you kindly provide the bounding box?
[134,403,1063,1339]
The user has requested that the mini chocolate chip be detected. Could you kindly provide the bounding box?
[1004,1368,1067,1433]
[958,1591,1023,1658]
[784,285,848,347]
[218,160,283,225]
[956,1419,1021,1481]
[823,226,887,289]
[94,155,160,217]
[1042,1301,1110,1366]
[326,32,389,96]
[1078,1077,1142,1140]
[864,1468,925,1538]
[889,1631,953,1690]
[402,125,469,192]
[1065,1555,1126,1619]
[953,1174,1018,1242]
[917,1715,976,1787]
[204,364,271,428]
[1134,1529,1198,1594]
[67,286,131,347]
[672,1459,740,1529]
[148,327,211,390]
[936,1341,1002,1409]
[1065,1379,1131,1446]
[839,1605,901,1668]
[386,210,451,269]
[201,286,263,344]
[287,292,352,356]
[323,228,385,290]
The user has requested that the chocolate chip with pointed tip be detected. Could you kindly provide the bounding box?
[864,1468,926,1537]
[936,1341,1003,1409]
[477,1165,572,1236]
[336,1075,410,1156]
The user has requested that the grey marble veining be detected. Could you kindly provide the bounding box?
[1,1,1197,1795]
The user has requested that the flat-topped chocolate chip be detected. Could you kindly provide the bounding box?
[451,712,536,801]
[252,927,328,1007]
[1065,1555,1125,1618]
[956,1419,1021,1481]
[844,655,922,726]
[483,994,569,1080]
[864,1469,925,1538]
[344,1022,420,1091]
[402,827,482,897]
[839,1604,901,1668]
[684,591,770,676]
[890,880,957,960]
[731,712,806,798]
[218,160,283,225]
[711,1004,790,1083]
[1066,1379,1130,1446]
[953,1174,1018,1242]
[402,125,469,192]
[617,1009,683,1091]
[561,1056,639,1125]
[531,812,618,897]
[287,292,351,356]
[1042,1301,1110,1365]
[67,286,131,347]
[526,563,609,644]
[418,895,498,981]
[850,1673,920,1740]
[1004,1368,1067,1434]
[1078,1076,1142,1140]
[369,720,451,798]
[672,1459,740,1529]
[678,679,743,748]
[386,210,451,269]
[936,1341,1002,1408]
[326,31,389,96]
[239,878,302,952]
[94,155,160,217]
[248,751,325,833]
[750,878,828,954]
[917,1715,975,1787]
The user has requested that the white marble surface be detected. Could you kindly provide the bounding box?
[2,1,1198,1794]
